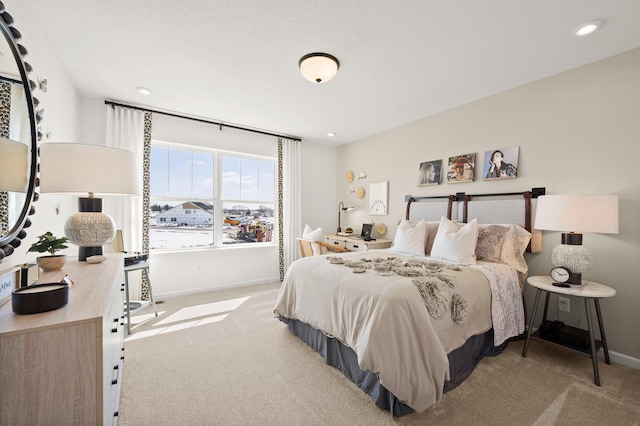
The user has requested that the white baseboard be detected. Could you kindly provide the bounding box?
[155,277,280,300]
[609,350,640,370]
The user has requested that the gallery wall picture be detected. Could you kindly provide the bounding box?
[446,153,475,183]
[417,160,442,186]
[483,146,519,180]
[368,181,388,215]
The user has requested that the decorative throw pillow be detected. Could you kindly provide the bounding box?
[430,217,478,264]
[476,224,508,262]
[499,224,531,273]
[424,221,441,255]
[389,219,427,256]
[302,224,324,255]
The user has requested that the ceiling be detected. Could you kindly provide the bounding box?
[24,0,640,146]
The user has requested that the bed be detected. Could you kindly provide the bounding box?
[274,189,544,415]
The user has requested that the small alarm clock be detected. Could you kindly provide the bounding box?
[550,266,572,287]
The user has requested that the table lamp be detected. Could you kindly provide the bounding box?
[337,201,354,233]
[534,194,618,285]
[39,143,139,261]
[0,136,28,192]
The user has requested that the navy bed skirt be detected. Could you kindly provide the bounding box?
[279,316,509,416]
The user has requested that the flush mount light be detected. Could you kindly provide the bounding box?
[299,53,340,83]
[573,20,602,37]
[327,132,336,137]
[136,87,152,95]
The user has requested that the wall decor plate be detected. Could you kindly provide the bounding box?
[346,171,354,182]
[376,223,387,236]
[357,187,366,199]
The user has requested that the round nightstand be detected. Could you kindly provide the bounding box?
[522,276,616,386]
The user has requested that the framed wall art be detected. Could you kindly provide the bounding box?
[483,146,519,180]
[368,181,388,215]
[446,153,475,183]
[417,160,441,186]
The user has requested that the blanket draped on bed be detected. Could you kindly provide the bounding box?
[274,250,524,413]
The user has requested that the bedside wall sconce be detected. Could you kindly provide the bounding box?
[38,77,47,92]
[350,186,355,193]
[358,172,367,180]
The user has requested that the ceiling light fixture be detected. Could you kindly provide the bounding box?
[573,20,602,37]
[136,87,152,95]
[299,53,339,83]
[327,132,336,137]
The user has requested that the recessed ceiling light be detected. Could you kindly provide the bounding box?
[137,87,152,95]
[573,20,602,37]
[327,132,336,137]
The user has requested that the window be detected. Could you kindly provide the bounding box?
[149,142,276,250]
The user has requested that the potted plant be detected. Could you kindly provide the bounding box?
[28,232,69,271]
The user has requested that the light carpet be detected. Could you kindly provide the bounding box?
[119,282,640,425]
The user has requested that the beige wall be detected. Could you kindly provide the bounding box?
[337,48,640,365]
[6,0,81,267]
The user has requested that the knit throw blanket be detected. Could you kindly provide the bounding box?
[327,256,469,324]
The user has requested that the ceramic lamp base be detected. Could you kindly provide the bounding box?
[64,197,116,261]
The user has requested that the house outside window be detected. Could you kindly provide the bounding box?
[149,141,276,250]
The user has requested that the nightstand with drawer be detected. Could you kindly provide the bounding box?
[325,234,392,252]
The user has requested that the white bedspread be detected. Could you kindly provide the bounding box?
[274,250,524,413]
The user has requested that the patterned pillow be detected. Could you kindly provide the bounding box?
[499,224,531,273]
[476,224,508,262]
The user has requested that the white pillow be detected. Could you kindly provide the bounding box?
[430,217,478,264]
[302,224,324,255]
[389,219,427,256]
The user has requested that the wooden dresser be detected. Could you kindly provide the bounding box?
[0,254,125,426]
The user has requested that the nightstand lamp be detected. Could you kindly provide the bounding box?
[337,202,354,233]
[534,194,618,285]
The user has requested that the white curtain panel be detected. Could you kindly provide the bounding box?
[281,138,301,276]
[105,105,145,252]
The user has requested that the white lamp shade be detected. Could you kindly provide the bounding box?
[0,136,28,192]
[299,53,339,83]
[39,143,140,195]
[534,194,619,234]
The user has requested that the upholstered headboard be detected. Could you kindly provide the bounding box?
[404,188,544,253]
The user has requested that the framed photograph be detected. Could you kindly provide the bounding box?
[417,160,442,186]
[0,266,20,307]
[446,153,475,183]
[483,146,519,180]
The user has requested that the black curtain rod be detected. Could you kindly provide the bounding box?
[104,100,302,142]
[0,75,21,85]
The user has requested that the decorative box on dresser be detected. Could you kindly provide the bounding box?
[0,253,125,426]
